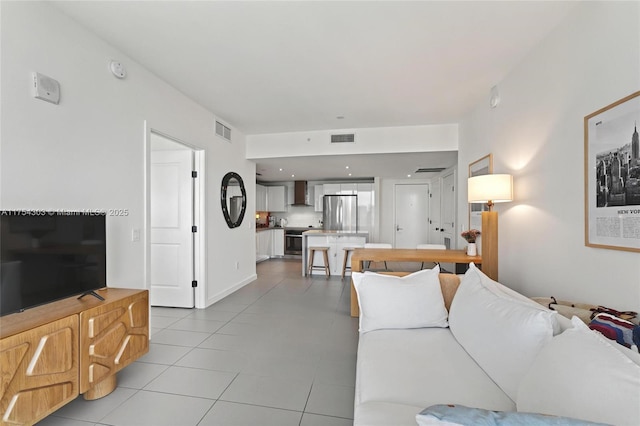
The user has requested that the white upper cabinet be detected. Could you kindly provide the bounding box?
[314,185,324,212]
[256,184,267,211]
[323,184,340,195]
[340,183,357,194]
[267,186,287,212]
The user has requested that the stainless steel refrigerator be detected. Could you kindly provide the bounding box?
[323,195,358,231]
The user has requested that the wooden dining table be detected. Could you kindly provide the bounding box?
[349,248,483,317]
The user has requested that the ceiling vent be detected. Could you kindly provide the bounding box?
[215,121,231,141]
[415,167,446,174]
[330,133,355,143]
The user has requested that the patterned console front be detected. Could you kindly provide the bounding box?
[80,291,149,397]
[0,315,79,425]
[0,289,149,425]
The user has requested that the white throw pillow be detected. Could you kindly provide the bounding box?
[448,263,556,401]
[352,266,448,333]
[517,316,640,425]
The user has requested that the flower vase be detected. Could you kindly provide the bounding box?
[466,242,477,256]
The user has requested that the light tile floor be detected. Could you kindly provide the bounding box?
[37,259,357,426]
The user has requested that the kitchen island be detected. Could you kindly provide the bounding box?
[302,229,369,276]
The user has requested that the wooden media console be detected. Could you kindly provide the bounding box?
[0,288,149,425]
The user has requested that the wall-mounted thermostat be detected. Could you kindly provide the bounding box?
[109,60,127,79]
[32,72,60,105]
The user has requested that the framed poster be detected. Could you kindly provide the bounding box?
[468,154,493,231]
[584,91,640,252]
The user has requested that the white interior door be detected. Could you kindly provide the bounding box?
[394,184,429,248]
[150,149,194,307]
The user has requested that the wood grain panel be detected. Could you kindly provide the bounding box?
[0,315,78,426]
[79,291,148,396]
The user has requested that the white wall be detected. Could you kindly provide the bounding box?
[0,1,256,306]
[458,1,640,311]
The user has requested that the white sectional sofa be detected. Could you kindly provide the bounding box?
[352,263,640,426]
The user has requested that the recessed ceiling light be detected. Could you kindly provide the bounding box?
[348,173,352,176]
[345,166,350,169]
[407,174,412,178]
[279,168,283,172]
[291,174,295,178]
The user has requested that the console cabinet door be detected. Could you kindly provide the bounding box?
[0,315,79,425]
[79,291,149,394]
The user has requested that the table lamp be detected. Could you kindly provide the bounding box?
[467,174,513,280]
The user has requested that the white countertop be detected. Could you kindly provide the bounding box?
[302,229,369,236]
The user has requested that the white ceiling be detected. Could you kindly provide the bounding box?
[255,150,459,182]
[51,0,577,181]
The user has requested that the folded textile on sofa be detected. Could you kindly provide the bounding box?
[416,404,609,425]
[589,312,640,348]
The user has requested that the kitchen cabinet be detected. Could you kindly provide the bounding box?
[314,184,324,212]
[323,183,357,195]
[304,233,367,276]
[256,184,267,211]
[271,228,284,256]
[256,228,284,260]
[356,183,374,236]
[340,183,357,194]
[323,184,340,195]
[267,186,286,212]
[256,230,271,259]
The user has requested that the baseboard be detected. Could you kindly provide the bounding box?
[204,273,257,308]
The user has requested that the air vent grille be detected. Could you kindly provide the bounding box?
[415,167,446,173]
[215,121,231,141]
[330,133,355,143]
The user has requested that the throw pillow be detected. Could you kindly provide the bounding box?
[517,316,640,425]
[448,263,557,401]
[352,266,448,333]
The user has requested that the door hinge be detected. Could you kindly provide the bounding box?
[191,171,198,178]
[192,225,197,233]
[192,280,198,288]
[429,193,432,198]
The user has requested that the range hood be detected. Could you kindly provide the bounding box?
[292,180,311,206]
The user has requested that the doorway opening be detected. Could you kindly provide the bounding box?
[145,126,205,308]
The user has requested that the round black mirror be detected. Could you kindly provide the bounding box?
[221,172,247,228]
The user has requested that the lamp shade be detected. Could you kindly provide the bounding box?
[468,174,513,204]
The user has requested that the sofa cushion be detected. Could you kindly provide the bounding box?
[517,316,640,425]
[448,263,557,401]
[354,328,515,426]
[355,401,428,426]
[352,266,448,333]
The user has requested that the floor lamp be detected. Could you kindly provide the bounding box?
[467,174,513,281]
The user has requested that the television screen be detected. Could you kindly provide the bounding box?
[0,211,106,316]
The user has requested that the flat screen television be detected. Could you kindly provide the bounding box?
[0,211,106,316]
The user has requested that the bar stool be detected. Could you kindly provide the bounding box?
[308,246,330,277]
[341,246,363,278]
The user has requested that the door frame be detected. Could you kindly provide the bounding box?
[144,121,206,308]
